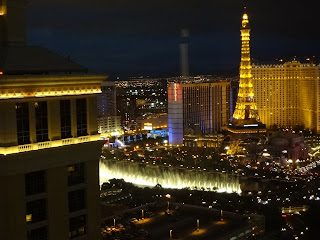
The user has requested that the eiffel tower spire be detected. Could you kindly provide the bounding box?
[227,6,266,134]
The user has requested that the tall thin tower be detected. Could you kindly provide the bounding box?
[227,7,265,134]
[180,29,189,77]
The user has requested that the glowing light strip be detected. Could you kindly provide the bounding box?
[0,7,5,16]
[0,134,101,155]
[243,124,259,127]
[174,83,178,101]
[0,88,101,99]
[226,127,266,134]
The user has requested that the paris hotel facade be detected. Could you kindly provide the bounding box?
[252,61,320,133]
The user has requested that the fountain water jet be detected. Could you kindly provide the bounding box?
[100,160,241,194]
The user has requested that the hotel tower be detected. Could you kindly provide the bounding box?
[0,0,105,239]
[168,81,231,145]
[252,61,320,132]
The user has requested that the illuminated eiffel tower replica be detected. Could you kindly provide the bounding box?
[227,7,266,134]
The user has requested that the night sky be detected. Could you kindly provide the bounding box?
[27,0,320,78]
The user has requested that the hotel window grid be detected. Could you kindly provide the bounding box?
[27,226,47,240]
[35,101,49,142]
[26,199,47,223]
[67,162,85,186]
[68,189,86,212]
[76,99,87,137]
[60,100,72,139]
[16,102,30,145]
[25,170,46,196]
[69,215,86,239]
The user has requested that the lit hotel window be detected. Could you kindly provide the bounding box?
[26,214,32,222]
[26,199,47,223]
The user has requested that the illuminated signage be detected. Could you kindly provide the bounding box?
[243,124,258,127]
[174,83,178,101]
[144,123,153,130]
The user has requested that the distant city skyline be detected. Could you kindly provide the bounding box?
[27,0,320,78]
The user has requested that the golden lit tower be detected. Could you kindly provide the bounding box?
[227,7,266,134]
[233,10,257,120]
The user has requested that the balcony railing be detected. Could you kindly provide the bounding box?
[0,134,101,155]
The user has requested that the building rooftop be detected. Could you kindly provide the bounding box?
[0,46,87,74]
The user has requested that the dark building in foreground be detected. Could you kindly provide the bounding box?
[0,0,105,239]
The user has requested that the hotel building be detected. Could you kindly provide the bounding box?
[168,81,231,145]
[0,0,105,239]
[0,75,105,240]
[97,81,121,135]
[252,61,320,132]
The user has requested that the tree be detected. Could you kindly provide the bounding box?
[184,154,194,167]
[114,149,125,160]
[131,151,139,161]
[293,124,305,132]
[102,150,113,160]
[144,150,151,161]
[270,124,279,131]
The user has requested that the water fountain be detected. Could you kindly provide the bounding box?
[100,160,241,194]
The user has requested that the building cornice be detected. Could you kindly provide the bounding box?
[0,74,106,99]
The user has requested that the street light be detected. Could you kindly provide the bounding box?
[166,194,171,213]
